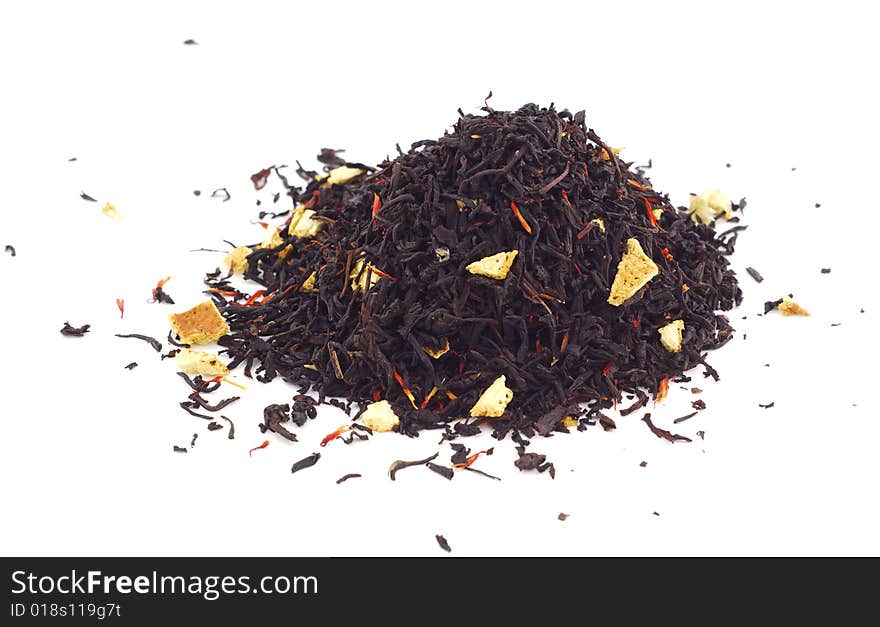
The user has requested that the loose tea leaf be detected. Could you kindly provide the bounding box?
[4,245,15,256]
[173,446,187,453]
[336,473,362,484]
[641,413,692,443]
[672,411,698,424]
[558,512,570,521]
[759,402,775,409]
[221,415,236,439]
[435,534,452,553]
[388,453,438,480]
[124,362,138,370]
[207,422,223,431]
[745,266,764,283]
[291,452,321,475]
[211,188,231,202]
[115,333,162,352]
[80,192,97,202]
[426,462,455,480]
[60,322,91,337]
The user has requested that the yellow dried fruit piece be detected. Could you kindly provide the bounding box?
[466,250,519,280]
[175,349,229,377]
[169,300,230,345]
[470,374,514,418]
[562,416,579,428]
[600,147,623,160]
[224,246,252,274]
[658,319,685,353]
[779,296,810,316]
[607,238,659,306]
[591,217,606,233]
[688,189,732,225]
[423,338,450,359]
[350,258,382,294]
[301,271,318,293]
[101,202,122,220]
[287,206,323,238]
[361,400,400,433]
[325,165,365,186]
[260,228,284,250]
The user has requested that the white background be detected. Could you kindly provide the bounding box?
[1,0,878,556]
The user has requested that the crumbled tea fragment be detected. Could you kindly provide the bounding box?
[291,452,321,474]
[5,244,16,256]
[427,462,455,480]
[115,333,162,352]
[60,322,90,337]
[692,399,707,410]
[759,402,775,409]
[207,422,223,431]
[696,430,705,440]
[80,192,97,202]
[211,188,231,202]
[435,534,452,553]
[639,461,647,467]
[220,415,235,439]
[124,362,138,370]
[150,276,175,304]
[190,433,198,448]
[183,39,198,45]
[641,413,692,443]
[336,473,362,484]
[673,411,699,424]
[193,190,201,196]
[764,298,784,314]
[820,268,831,274]
[746,267,764,283]
[173,446,187,453]
[558,513,569,521]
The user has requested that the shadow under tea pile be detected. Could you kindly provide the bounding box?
[211,103,742,438]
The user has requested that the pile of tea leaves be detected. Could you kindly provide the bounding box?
[207,102,742,440]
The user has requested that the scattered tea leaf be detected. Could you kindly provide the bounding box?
[388,453,438,480]
[336,473,362,484]
[124,362,138,370]
[291,452,321,475]
[60,322,91,337]
[435,534,452,553]
[211,188,231,202]
[173,446,187,453]
[745,266,764,283]
[115,333,162,352]
[4,245,15,257]
[80,192,97,202]
[641,413,692,443]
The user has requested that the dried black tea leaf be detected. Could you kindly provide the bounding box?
[193,190,202,196]
[558,512,569,521]
[388,453,438,480]
[821,268,831,274]
[291,452,321,475]
[220,415,236,439]
[746,267,764,283]
[435,534,452,553]
[211,188,231,202]
[207,422,223,431]
[188,392,240,412]
[426,462,454,480]
[759,402,775,409]
[190,433,198,448]
[124,362,138,370]
[183,39,198,45]
[336,473,362,484]
[672,411,698,424]
[4,245,15,257]
[173,446,187,453]
[115,333,162,352]
[641,413,692,443]
[692,399,706,410]
[80,192,97,202]
[60,322,90,337]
